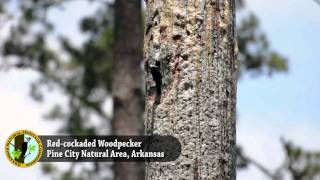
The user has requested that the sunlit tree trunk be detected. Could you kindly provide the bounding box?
[112,0,144,179]
[144,0,237,179]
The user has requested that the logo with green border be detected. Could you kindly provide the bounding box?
[5,130,43,168]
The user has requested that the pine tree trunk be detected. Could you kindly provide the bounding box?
[112,0,144,179]
[144,0,237,179]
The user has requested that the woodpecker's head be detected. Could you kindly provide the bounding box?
[25,137,31,142]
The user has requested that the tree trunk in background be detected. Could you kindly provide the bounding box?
[15,135,24,163]
[144,0,237,179]
[112,0,144,180]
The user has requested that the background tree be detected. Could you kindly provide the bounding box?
[112,0,144,180]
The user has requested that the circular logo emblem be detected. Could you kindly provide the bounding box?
[5,130,43,168]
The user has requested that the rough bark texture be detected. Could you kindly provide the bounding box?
[112,0,145,179]
[144,0,237,179]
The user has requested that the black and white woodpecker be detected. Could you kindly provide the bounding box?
[150,61,162,103]
[21,137,31,157]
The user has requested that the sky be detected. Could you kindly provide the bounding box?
[0,0,319,179]
[237,0,320,179]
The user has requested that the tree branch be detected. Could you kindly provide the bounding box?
[24,152,32,158]
[10,142,15,148]
[241,154,279,180]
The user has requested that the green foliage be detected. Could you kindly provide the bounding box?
[11,149,22,159]
[10,145,36,160]
[283,140,320,180]
[42,163,57,174]
[28,144,36,153]
[237,13,288,77]
[81,17,98,33]
[0,3,4,13]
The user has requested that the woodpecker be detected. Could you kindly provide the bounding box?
[150,61,162,97]
[21,137,31,158]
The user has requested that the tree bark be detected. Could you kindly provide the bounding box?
[144,0,237,179]
[112,0,144,180]
[15,135,25,163]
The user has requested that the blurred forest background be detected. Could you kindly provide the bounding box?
[0,0,319,179]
